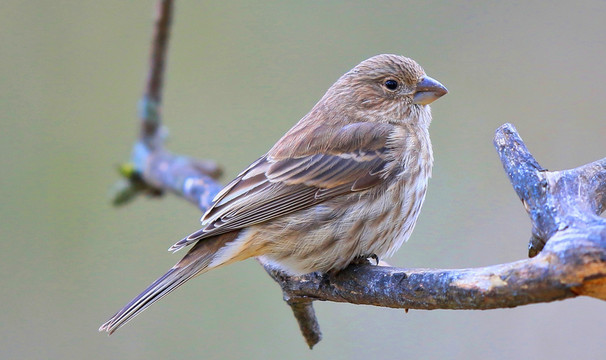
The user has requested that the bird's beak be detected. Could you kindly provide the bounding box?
[413,76,448,105]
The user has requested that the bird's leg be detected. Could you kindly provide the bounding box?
[369,254,380,265]
[349,254,380,266]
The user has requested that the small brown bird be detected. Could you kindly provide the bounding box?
[100,54,447,334]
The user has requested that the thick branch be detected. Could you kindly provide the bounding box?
[286,298,322,349]
[494,123,606,256]
[255,125,606,346]
[264,228,602,310]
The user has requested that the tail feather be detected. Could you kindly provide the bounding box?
[99,232,238,334]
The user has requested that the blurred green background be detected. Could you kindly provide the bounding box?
[2,1,605,359]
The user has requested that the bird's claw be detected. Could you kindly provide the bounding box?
[369,254,379,265]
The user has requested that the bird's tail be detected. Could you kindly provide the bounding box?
[99,232,238,334]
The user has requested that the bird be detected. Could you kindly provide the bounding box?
[100,54,447,334]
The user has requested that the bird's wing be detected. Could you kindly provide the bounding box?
[169,122,394,252]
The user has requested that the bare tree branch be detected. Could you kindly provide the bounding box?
[260,124,606,347]
[112,0,222,208]
[494,124,606,257]
[139,0,173,144]
[111,1,606,349]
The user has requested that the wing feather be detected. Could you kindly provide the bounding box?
[169,122,395,252]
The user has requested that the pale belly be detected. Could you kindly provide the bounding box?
[251,175,429,275]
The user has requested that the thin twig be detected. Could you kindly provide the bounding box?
[140,0,173,145]
[112,0,222,208]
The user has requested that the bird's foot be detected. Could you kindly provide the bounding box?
[351,254,380,266]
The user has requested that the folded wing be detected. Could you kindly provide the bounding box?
[169,122,395,252]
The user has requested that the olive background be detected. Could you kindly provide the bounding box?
[2,1,605,359]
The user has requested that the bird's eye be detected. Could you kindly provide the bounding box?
[384,79,399,91]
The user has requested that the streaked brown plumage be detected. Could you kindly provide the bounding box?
[100,54,447,334]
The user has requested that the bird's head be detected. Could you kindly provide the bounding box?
[327,54,448,125]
